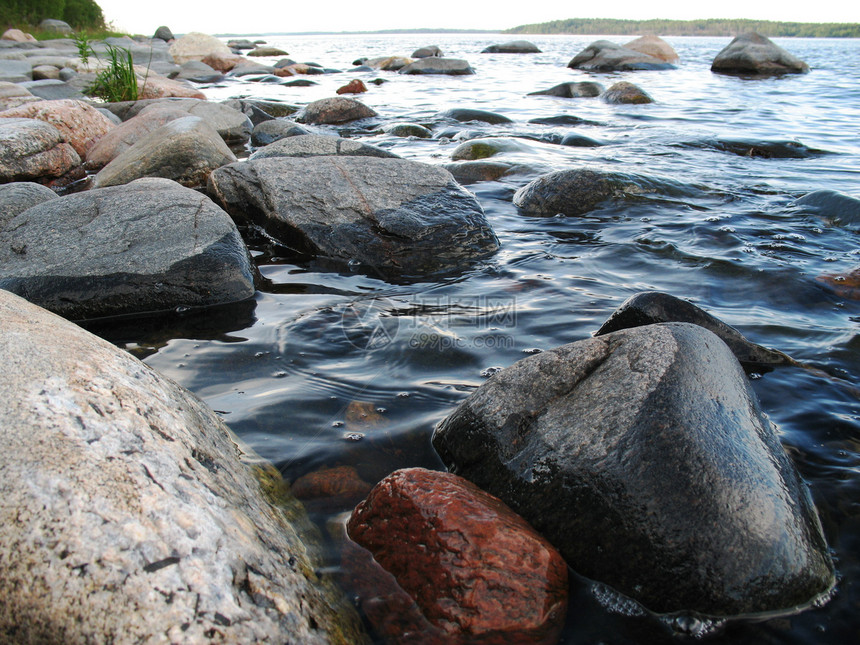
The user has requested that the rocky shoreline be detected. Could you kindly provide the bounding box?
[0,24,844,644]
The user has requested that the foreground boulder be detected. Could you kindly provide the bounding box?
[623,35,679,62]
[208,157,499,275]
[0,178,255,319]
[711,32,809,75]
[0,289,367,643]
[344,468,567,644]
[568,40,676,71]
[513,167,700,216]
[295,97,377,125]
[481,40,541,53]
[85,106,190,169]
[0,117,80,184]
[399,58,474,75]
[433,322,834,616]
[249,134,397,160]
[93,116,236,188]
[0,99,115,158]
[595,291,796,370]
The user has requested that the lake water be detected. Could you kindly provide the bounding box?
[108,33,860,643]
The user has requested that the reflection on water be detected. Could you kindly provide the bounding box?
[120,33,860,643]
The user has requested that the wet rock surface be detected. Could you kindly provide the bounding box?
[208,156,499,276]
[433,322,835,617]
[399,58,474,75]
[595,291,797,370]
[528,81,604,98]
[568,40,676,71]
[440,107,513,124]
[601,81,653,104]
[796,189,860,228]
[711,32,809,75]
[482,40,541,54]
[0,178,255,319]
[0,289,367,644]
[344,468,568,644]
[295,96,377,124]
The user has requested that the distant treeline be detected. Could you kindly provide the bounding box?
[505,18,860,38]
[1,0,106,30]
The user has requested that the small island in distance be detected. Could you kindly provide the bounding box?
[504,18,860,38]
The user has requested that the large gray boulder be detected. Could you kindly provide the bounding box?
[93,116,237,188]
[295,97,377,125]
[0,117,80,183]
[0,59,32,83]
[513,167,700,216]
[251,120,311,146]
[0,178,255,319]
[0,289,367,644]
[711,32,809,75]
[568,40,676,71]
[433,322,835,617]
[481,40,541,53]
[38,19,73,35]
[595,291,796,370]
[0,181,57,228]
[85,106,191,169]
[249,134,397,160]
[208,157,499,275]
[399,58,474,75]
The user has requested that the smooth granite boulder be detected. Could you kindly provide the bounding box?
[513,168,700,216]
[295,97,377,125]
[601,81,653,104]
[451,137,532,161]
[122,98,253,145]
[38,19,72,35]
[0,117,80,183]
[176,60,224,83]
[169,32,233,65]
[411,45,443,58]
[433,322,835,617]
[208,156,499,275]
[528,81,604,98]
[249,134,397,160]
[344,468,568,644]
[0,60,32,83]
[399,58,474,75]
[85,106,191,169]
[0,80,40,110]
[0,98,115,157]
[0,181,57,228]
[381,122,431,138]
[711,32,809,75]
[0,289,367,644]
[93,116,236,188]
[440,108,513,124]
[624,35,679,62]
[481,40,541,53]
[595,291,796,370]
[568,40,676,71]
[251,120,312,146]
[0,178,255,319]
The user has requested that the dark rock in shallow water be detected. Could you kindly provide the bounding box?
[344,468,568,644]
[440,108,513,124]
[528,81,603,98]
[249,134,397,160]
[679,137,824,159]
[451,137,532,161]
[0,178,255,320]
[443,160,516,184]
[398,58,474,75]
[251,120,312,146]
[568,40,676,71]
[207,157,499,276]
[433,322,835,617]
[411,45,442,58]
[796,189,860,228]
[711,32,809,76]
[528,114,601,126]
[481,40,541,54]
[295,97,377,125]
[602,81,653,104]
[513,168,701,216]
[559,132,603,147]
[595,291,796,370]
[382,122,432,138]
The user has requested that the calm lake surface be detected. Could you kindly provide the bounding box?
[113,33,860,643]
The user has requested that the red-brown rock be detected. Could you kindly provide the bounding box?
[344,468,568,644]
[0,118,81,184]
[0,99,114,157]
[201,52,246,72]
[623,35,679,63]
[337,80,368,95]
[817,267,860,300]
[291,465,373,512]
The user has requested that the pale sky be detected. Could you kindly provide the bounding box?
[97,1,858,36]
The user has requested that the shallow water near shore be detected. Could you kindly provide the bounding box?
[104,34,858,643]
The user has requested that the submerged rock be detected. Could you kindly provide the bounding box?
[443,160,518,184]
[513,167,700,216]
[249,134,397,160]
[382,122,432,138]
[528,81,604,98]
[440,108,513,124]
[816,267,860,300]
[0,178,255,319]
[344,468,568,644]
[623,35,679,62]
[208,156,499,275]
[433,322,835,617]
[796,189,860,228]
[0,289,367,644]
[595,291,796,370]
[336,79,368,94]
[481,40,541,53]
[451,137,532,160]
[93,116,236,188]
[399,58,474,75]
[682,138,823,159]
[711,32,809,75]
[0,117,80,184]
[568,40,676,71]
[601,81,653,104]
[295,96,377,125]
